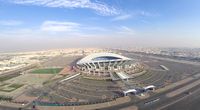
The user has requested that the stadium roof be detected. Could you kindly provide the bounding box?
[77,53,131,64]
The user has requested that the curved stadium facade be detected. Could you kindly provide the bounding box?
[77,53,143,79]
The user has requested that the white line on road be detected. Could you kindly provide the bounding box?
[157,87,200,110]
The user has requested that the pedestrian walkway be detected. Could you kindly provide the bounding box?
[116,72,130,80]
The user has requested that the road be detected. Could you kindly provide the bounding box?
[136,81,200,110]
[99,77,200,110]
[162,85,200,110]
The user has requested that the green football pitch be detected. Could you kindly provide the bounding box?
[31,68,63,74]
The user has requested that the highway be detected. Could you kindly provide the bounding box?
[99,77,200,110]
[161,85,200,110]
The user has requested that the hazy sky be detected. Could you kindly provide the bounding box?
[0,0,200,52]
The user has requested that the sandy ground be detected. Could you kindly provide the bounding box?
[0,74,53,97]
[42,56,81,67]
[5,74,53,86]
[15,94,37,102]
[59,67,72,75]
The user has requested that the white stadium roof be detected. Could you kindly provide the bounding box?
[77,53,131,64]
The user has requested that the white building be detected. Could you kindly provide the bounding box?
[76,53,136,78]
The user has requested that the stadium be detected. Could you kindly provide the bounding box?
[76,53,144,80]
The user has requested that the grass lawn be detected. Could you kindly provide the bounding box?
[0,95,12,101]
[9,83,24,89]
[31,68,63,74]
[0,74,20,82]
[0,83,24,92]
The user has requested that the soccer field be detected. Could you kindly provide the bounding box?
[31,68,63,74]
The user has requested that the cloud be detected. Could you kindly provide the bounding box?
[41,21,80,32]
[138,11,157,17]
[112,10,159,21]
[112,14,132,21]
[0,20,23,26]
[117,26,135,35]
[8,0,119,16]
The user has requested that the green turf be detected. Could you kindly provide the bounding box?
[31,68,63,74]
[9,83,24,89]
[0,74,20,82]
[0,83,9,87]
[0,95,12,101]
[0,83,24,92]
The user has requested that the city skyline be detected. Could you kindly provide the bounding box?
[0,0,200,52]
